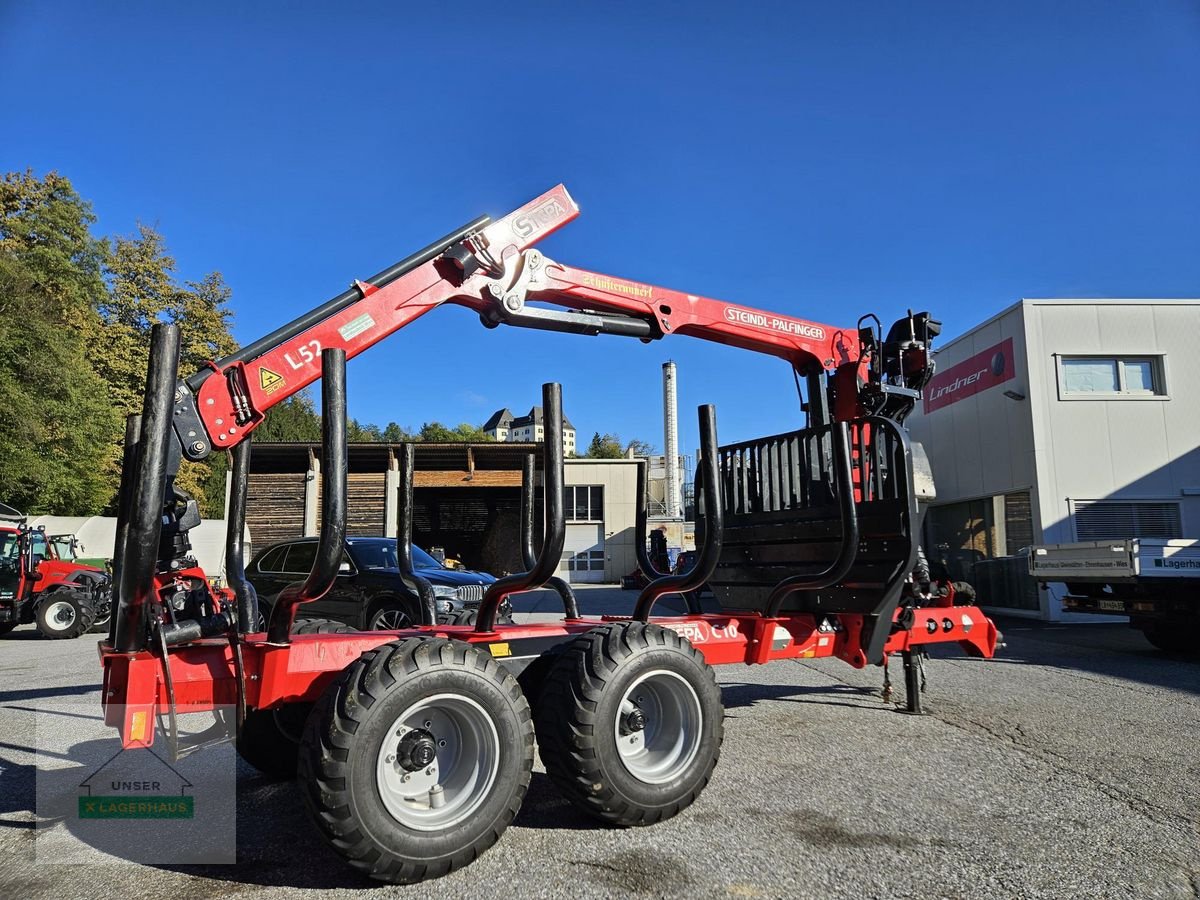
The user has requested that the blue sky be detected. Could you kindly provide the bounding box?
[3,1,1197,460]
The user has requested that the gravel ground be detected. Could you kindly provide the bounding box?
[0,586,1197,899]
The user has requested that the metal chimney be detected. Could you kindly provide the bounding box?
[662,361,681,518]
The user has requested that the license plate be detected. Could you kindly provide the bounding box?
[1096,599,1126,612]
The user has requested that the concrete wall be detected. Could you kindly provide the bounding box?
[564,458,640,581]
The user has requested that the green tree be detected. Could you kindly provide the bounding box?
[98,223,237,515]
[0,255,117,513]
[585,432,625,458]
[418,422,493,442]
[382,422,413,442]
[0,172,117,513]
[252,392,322,442]
[624,438,658,457]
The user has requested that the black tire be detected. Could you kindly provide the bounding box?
[236,618,353,778]
[35,588,96,639]
[1141,624,1197,656]
[88,585,112,634]
[534,622,723,827]
[367,598,420,631]
[516,641,569,712]
[298,637,534,884]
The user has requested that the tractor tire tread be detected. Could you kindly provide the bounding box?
[35,587,96,639]
[534,621,722,827]
[298,637,533,884]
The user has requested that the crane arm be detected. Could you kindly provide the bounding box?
[175,184,919,462]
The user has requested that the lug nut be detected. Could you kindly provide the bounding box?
[190,441,205,454]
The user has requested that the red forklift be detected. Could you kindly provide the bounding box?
[100,185,998,883]
[0,502,112,638]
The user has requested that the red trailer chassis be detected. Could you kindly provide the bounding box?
[103,606,996,749]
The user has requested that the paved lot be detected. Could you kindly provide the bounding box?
[1,586,1197,899]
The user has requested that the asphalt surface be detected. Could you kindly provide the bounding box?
[1,586,1197,899]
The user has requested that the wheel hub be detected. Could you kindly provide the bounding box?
[396,728,437,771]
[620,706,646,735]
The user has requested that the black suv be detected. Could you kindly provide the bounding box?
[246,537,505,630]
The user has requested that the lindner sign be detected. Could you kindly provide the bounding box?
[923,337,1015,412]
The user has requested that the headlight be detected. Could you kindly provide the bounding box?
[431,585,458,598]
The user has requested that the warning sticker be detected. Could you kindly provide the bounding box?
[259,368,286,395]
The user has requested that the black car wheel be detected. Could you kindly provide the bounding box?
[35,588,97,639]
[369,600,418,631]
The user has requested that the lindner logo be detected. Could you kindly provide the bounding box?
[512,199,568,239]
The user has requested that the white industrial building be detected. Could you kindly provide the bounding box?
[908,299,1200,620]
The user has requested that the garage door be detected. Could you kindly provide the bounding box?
[562,523,605,583]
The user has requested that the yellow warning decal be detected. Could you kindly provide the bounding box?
[488,642,512,658]
[259,368,286,395]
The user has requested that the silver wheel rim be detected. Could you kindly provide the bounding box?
[44,600,76,631]
[376,693,500,831]
[614,669,702,784]
[372,608,412,630]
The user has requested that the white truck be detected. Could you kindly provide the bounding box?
[1028,539,1200,654]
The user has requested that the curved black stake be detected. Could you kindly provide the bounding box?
[634,459,701,615]
[763,421,858,617]
[633,405,723,622]
[108,413,142,645]
[267,348,348,643]
[114,325,179,654]
[521,453,579,620]
[475,383,566,632]
[226,438,259,633]
[397,443,437,625]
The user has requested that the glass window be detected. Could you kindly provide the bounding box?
[1062,359,1117,393]
[282,542,317,574]
[1061,356,1164,396]
[1122,359,1154,393]
[566,486,604,522]
[256,546,288,572]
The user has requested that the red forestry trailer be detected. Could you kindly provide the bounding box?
[100,185,999,883]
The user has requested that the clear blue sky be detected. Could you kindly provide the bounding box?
[3,1,1197,460]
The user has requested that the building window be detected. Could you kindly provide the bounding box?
[1059,356,1165,397]
[565,485,603,521]
[567,550,605,571]
[1072,500,1182,541]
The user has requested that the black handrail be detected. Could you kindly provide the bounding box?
[266,348,348,643]
[520,453,579,619]
[225,438,259,633]
[397,443,437,626]
[108,413,142,645]
[763,421,859,617]
[113,324,179,654]
[474,383,566,632]
[633,405,723,621]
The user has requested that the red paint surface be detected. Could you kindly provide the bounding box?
[923,337,1015,412]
